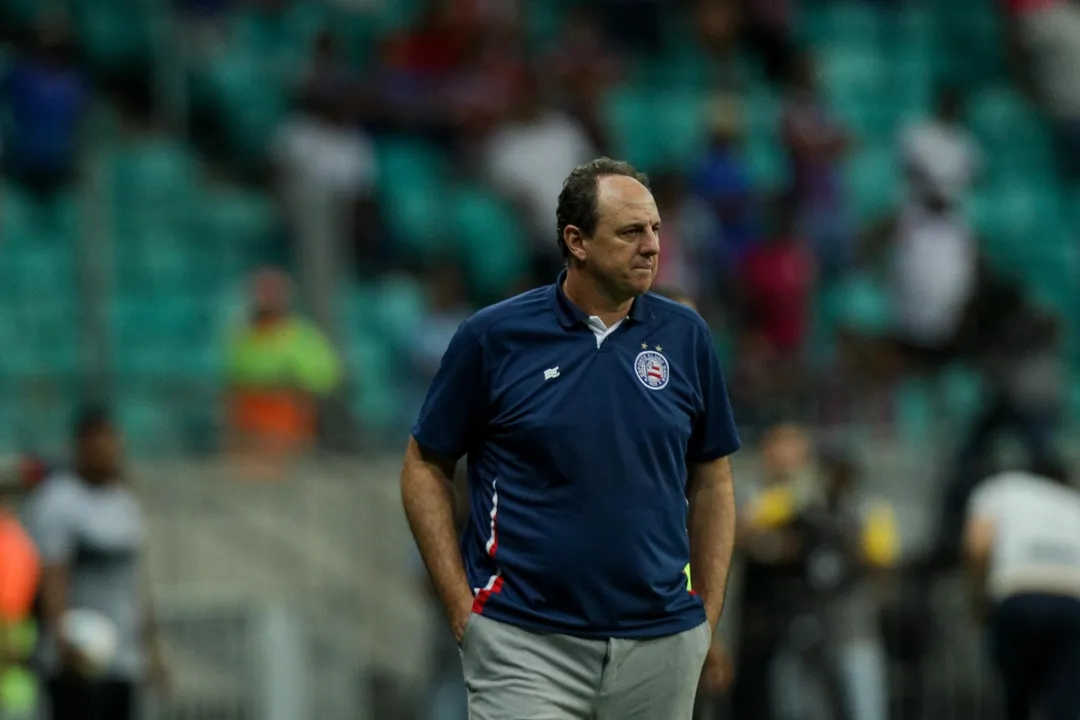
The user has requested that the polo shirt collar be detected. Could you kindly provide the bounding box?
[551,270,652,329]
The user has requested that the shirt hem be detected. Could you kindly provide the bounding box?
[476,604,707,640]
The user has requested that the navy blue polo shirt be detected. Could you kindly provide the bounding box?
[412,274,740,639]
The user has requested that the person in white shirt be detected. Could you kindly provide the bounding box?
[888,190,977,371]
[964,463,1080,720]
[898,85,982,207]
[482,70,596,277]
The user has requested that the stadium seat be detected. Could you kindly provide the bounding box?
[369,274,430,355]
[376,138,452,253]
[451,186,530,299]
[346,330,401,434]
[845,144,899,221]
[602,86,663,172]
[67,0,153,73]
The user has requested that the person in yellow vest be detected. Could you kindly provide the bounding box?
[225,268,342,475]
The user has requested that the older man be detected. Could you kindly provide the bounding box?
[402,158,740,719]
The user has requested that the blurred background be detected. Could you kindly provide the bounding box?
[0,0,1078,717]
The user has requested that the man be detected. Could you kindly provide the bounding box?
[225,268,342,471]
[898,85,982,208]
[998,0,1080,177]
[0,11,88,200]
[402,158,740,719]
[781,50,852,278]
[25,408,166,720]
[964,461,1080,720]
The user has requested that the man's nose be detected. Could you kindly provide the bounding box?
[640,228,660,256]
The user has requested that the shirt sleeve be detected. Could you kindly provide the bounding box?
[687,324,741,462]
[25,485,78,565]
[411,320,489,460]
[967,478,1006,523]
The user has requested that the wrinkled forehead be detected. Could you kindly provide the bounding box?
[595,176,659,229]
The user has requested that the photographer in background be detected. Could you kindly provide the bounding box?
[964,461,1080,720]
[783,450,898,720]
[732,427,898,720]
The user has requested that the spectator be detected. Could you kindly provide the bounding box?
[882,187,977,379]
[739,194,815,358]
[898,85,982,207]
[595,0,666,55]
[225,268,342,469]
[734,195,815,424]
[964,461,1080,720]
[376,0,479,137]
[24,408,167,720]
[0,13,88,200]
[273,36,381,271]
[441,11,527,143]
[651,172,712,302]
[693,0,740,60]
[693,94,758,281]
[740,0,796,84]
[544,6,620,153]
[999,0,1080,177]
[481,69,595,279]
[797,450,897,720]
[781,50,853,277]
[730,424,820,720]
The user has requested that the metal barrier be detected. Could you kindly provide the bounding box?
[131,451,1017,720]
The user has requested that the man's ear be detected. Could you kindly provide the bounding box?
[563,225,588,264]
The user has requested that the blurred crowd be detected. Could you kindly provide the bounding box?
[1,0,1080,718]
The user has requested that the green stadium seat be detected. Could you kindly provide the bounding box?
[845,145,899,220]
[376,138,453,252]
[602,86,662,172]
[68,0,153,72]
[116,398,177,454]
[370,274,430,354]
[941,365,986,429]
[969,87,1046,154]
[451,186,530,299]
[231,2,329,69]
[346,330,400,434]
[824,272,893,336]
[202,48,289,167]
[197,187,277,251]
[896,379,934,446]
[820,2,884,45]
[0,185,38,244]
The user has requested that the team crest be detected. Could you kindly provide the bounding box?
[634,350,670,390]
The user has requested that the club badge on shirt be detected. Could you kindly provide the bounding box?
[635,348,670,390]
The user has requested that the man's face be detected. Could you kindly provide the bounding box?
[81,425,123,479]
[569,175,661,298]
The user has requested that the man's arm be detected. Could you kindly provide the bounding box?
[963,515,995,623]
[687,455,737,631]
[401,437,474,643]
